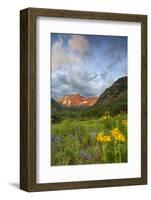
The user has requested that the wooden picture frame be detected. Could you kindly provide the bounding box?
[20,7,147,192]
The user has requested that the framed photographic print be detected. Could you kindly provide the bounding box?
[20,8,147,191]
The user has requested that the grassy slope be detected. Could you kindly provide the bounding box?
[81,96,127,118]
[51,77,128,165]
[52,76,127,122]
[52,95,127,123]
[51,113,127,166]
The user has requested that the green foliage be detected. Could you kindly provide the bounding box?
[51,113,127,166]
[51,112,62,123]
[81,96,127,118]
[51,96,127,123]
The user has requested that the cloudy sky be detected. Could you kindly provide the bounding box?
[51,33,127,100]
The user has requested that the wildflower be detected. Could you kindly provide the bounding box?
[96,133,112,143]
[96,132,104,142]
[102,111,110,120]
[122,119,128,126]
[104,111,110,116]
[103,135,112,142]
[80,150,92,160]
[111,128,125,142]
[76,127,80,132]
[102,116,107,120]
[51,135,61,145]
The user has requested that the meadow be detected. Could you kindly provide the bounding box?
[51,112,127,166]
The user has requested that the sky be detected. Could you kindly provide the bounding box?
[51,33,127,100]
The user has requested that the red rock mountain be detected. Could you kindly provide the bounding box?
[57,93,98,107]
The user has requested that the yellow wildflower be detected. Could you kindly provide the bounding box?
[102,116,107,120]
[102,111,110,120]
[111,128,126,142]
[103,135,112,142]
[96,133,104,142]
[104,111,110,116]
[96,133,112,143]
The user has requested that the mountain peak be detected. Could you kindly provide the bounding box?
[96,76,127,104]
[73,93,80,96]
[112,76,127,85]
[57,94,98,107]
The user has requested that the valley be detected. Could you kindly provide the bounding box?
[51,76,128,166]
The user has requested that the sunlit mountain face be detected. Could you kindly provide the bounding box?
[57,93,98,107]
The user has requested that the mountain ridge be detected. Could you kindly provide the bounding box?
[51,76,127,121]
[81,76,127,117]
[57,93,98,107]
[96,76,127,105]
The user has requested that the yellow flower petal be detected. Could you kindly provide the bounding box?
[111,128,126,142]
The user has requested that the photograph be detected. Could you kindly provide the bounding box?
[20,7,147,191]
[51,33,128,166]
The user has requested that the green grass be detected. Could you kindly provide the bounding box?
[51,96,127,123]
[51,113,127,166]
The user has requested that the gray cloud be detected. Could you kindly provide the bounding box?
[52,38,81,71]
[52,35,90,71]
[107,54,123,69]
[51,64,115,100]
[100,71,108,80]
[68,35,89,55]
[105,37,127,72]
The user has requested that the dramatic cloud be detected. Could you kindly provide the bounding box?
[52,37,81,71]
[68,35,89,54]
[51,34,127,99]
